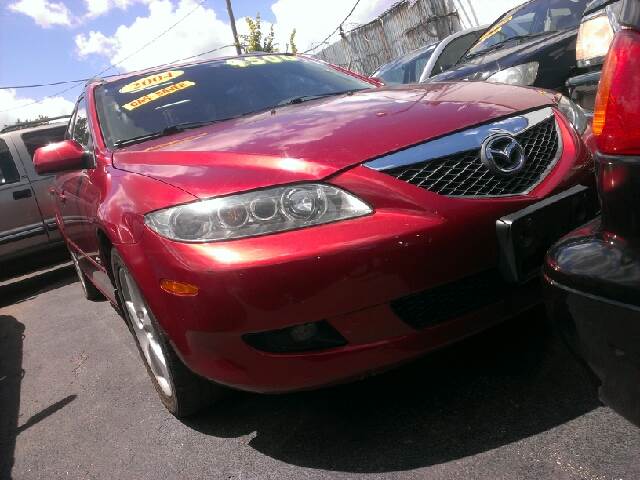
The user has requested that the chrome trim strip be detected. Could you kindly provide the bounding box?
[364,107,556,172]
[0,223,46,246]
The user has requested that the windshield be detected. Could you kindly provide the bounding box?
[95,55,374,149]
[372,44,437,84]
[466,0,588,56]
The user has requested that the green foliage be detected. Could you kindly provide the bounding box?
[241,13,276,53]
[289,29,297,54]
[241,13,297,54]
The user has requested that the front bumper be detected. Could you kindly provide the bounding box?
[118,204,544,393]
[544,219,640,425]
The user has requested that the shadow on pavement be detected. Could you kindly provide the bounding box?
[186,307,600,473]
[0,246,70,283]
[0,265,76,308]
[0,315,76,480]
[0,315,23,480]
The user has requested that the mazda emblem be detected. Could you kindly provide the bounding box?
[480,133,527,176]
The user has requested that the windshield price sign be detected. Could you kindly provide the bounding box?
[122,81,196,111]
[119,70,185,94]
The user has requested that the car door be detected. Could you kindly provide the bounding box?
[55,102,88,253]
[0,134,48,261]
[62,97,102,262]
[15,124,67,243]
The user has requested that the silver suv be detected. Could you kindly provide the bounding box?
[0,119,67,264]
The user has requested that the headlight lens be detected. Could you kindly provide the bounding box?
[486,62,539,86]
[576,13,615,67]
[558,95,589,135]
[145,183,372,242]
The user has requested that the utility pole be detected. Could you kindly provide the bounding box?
[225,0,242,55]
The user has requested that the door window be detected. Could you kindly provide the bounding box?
[21,125,67,160]
[0,139,20,186]
[72,98,92,149]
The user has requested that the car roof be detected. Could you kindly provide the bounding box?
[0,117,70,136]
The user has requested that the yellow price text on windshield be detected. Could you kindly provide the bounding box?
[477,15,513,44]
[226,55,298,68]
[119,70,185,94]
[122,81,196,111]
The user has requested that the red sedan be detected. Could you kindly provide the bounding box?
[35,54,596,416]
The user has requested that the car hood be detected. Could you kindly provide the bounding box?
[430,29,577,84]
[112,82,557,199]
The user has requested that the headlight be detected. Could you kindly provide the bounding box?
[145,183,372,242]
[486,62,539,86]
[557,96,588,135]
[576,12,615,67]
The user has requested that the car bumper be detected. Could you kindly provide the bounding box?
[118,212,545,393]
[544,219,640,425]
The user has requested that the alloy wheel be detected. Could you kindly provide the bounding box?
[118,269,173,397]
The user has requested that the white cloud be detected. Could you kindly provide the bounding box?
[0,90,75,129]
[76,30,118,57]
[83,0,149,19]
[84,0,111,17]
[8,0,72,27]
[72,0,407,73]
[75,0,237,72]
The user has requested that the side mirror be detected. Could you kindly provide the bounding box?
[33,140,88,175]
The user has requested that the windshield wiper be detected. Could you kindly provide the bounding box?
[113,118,235,148]
[276,89,363,107]
[462,30,558,62]
[113,89,368,148]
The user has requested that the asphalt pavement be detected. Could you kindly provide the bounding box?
[1,262,639,480]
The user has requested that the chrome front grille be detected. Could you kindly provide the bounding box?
[364,108,562,197]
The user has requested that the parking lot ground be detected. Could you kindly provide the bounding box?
[1,266,639,480]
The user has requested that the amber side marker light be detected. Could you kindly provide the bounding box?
[160,279,199,296]
[593,30,640,155]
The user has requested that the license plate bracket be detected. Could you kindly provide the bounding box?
[497,185,598,283]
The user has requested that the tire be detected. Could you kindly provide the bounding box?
[69,248,104,301]
[111,248,223,417]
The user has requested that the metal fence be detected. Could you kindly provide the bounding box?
[314,0,463,76]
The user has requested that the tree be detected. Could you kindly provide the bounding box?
[241,13,276,53]
[240,13,297,54]
[288,29,297,54]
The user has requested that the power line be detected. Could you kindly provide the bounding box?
[303,0,363,54]
[0,79,88,90]
[1,0,208,113]
[0,83,85,114]
[0,43,235,92]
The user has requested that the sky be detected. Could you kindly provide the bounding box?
[0,0,524,128]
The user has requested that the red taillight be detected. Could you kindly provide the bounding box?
[593,30,640,155]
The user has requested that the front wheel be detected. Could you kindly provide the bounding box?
[111,249,223,417]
